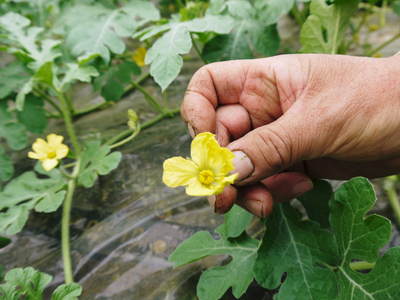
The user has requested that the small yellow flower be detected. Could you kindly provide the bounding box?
[163,132,238,196]
[132,47,147,67]
[28,134,69,171]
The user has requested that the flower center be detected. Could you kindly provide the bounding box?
[198,170,215,185]
[47,151,57,159]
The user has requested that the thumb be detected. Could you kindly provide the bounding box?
[227,113,313,185]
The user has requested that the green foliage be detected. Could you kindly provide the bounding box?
[300,0,360,54]
[169,230,259,300]
[393,0,400,15]
[94,61,141,101]
[141,14,234,90]
[0,146,13,182]
[0,102,28,151]
[0,236,10,249]
[0,267,82,300]
[59,1,160,63]
[78,141,122,188]
[218,204,253,238]
[0,62,29,99]
[17,95,47,134]
[0,170,67,235]
[202,0,280,62]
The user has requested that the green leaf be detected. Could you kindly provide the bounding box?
[59,63,99,91]
[254,203,337,300]
[0,102,28,150]
[61,1,159,63]
[218,204,252,238]
[0,146,13,182]
[254,177,399,299]
[51,283,82,300]
[202,1,280,62]
[17,95,48,134]
[78,141,122,188]
[0,171,66,235]
[144,15,233,90]
[300,0,360,54]
[394,1,400,15]
[94,61,141,101]
[0,236,11,249]
[169,230,259,300]
[15,78,34,111]
[0,12,61,68]
[298,179,332,228]
[256,0,295,25]
[0,62,29,100]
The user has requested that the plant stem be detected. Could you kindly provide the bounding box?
[384,176,400,225]
[190,33,207,64]
[130,81,166,114]
[106,108,180,146]
[73,102,112,117]
[33,88,63,115]
[56,91,81,154]
[61,160,80,284]
[366,32,400,57]
[291,3,304,26]
[349,261,375,271]
[110,126,141,149]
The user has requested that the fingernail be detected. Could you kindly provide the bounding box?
[208,195,216,208]
[232,151,254,182]
[292,179,314,196]
[246,200,267,218]
[187,123,196,138]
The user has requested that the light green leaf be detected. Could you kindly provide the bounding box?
[0,12,61,68]
[300,0,360,54]
[0,171,66,235]
[51,283,82,300]
[17,95,48,134]
[0,102,28,150]
[218,204,252,238]
[0,146,13,182]
[78,141,122,188]
[62,2,159,63]
[298,179,332,228]
[169,230,259,300]
[0,62,29,99]
[15,78,33,111]
[256,0,295,25]
[59,63,99,91]
[144,15,233,90]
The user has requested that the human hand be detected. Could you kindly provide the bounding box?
[181,54,400,217]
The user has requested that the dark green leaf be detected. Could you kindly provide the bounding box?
[0,146,13,182]
[170,230,259,300]
[17,95,48,134]
[394,1,400,15]
[78,141,122,188]
[95,61,140,101]
[298,179,332,228]
[0,236,10,249]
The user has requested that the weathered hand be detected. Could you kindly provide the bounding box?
[181,54,400,217]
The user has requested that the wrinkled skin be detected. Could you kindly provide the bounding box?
[181,54,400,217]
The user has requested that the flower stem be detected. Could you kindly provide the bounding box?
[106,108,180,146]
[366,32,400,57]
[33,88,63,115]
[384,176,400,225]
[130,81,166,114]
[56,91,81,155]
[109,126,141,150]
[61,160,80,284]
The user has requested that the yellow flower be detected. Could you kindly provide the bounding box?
[132,47,147,67]
[163,132,238,196]
[28,134,69,171]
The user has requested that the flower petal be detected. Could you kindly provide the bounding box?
[191,132,218,168]
[28,151,43,160]
[185,178,215,196]
[47,134,64,147]
[209,145,235,175]
[32,138,50,154]
[42,159,59,171]
[163,157,198,187]
[56,144,69,159]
